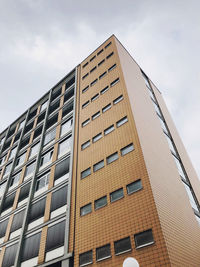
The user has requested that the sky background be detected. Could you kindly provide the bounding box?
[0,0,199,178]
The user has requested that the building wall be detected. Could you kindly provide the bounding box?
[115,36,200,266]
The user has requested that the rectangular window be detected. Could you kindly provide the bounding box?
[25,161,36,178]
[92,111,100,120]
[120,143,134,156]
[40,100,48,112]
[62,101,73,118]
[2,192,15,211]
[93,160,104,172]
[113,95,123,105]
[81,140,90,150]
[90,79,98,87]
[0,154,7,166]
[92,133,102,143]
[90,55,96,62]
[49,100,60,115]
[54,157,70,184]
[105,42,112,49]
[116,116,128,127]
[134,229,154,249]
[50,186,68,212]
[61,117,73,136]
[80,203,92,216]
[91,93,99,102]
[96,244,111,261]
[99,71,107,80]
[110,188,124,202]
[51,87,61,102]
[9,147,17,160]
[82,100,90,109]
[36,172,50,191]
[106,51,114,59]
[29,142,40,159]
[46,220,65,252]
[95,196,107,210]
[10,171,21,187]
[100,85,109,95]
[82,62,88,68]
[98,59,105,67]
[18,182,31,203]
[0,181,6,197]
[2,242,18,267]
[16,151,26,167]
[102,103,111,113]
[79,250,93,267]
[110,77,119,87]
[44,128,56,146]
[4,162,12,176]
[104,125,114,135]
[29,197,46,223]
[82,85,89,93]
[82,118,90,127]
[106,152,119,164]
[82,73,89,80]
[21,232,41,261]
[108,64,116,72]
[19,120,25,130]
[81,167,91,179]
[97,49,103,56]
[127,180,142,194]
[90,66,97,73]
[114,237,131,255]
[40,149,53,168]
[11,209,25,233]
[58,136,71,157]
[0,218,9,238]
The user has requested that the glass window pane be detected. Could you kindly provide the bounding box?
[114,237,131,255]
[127,180,142,194]
[58,136,71,157]
[79,250,93,267]
[96,244,111,261]
[110,188,124,202]
[104,125,114,135]
[116,116,128,127]
[81,167,91,179]
[95,196,107,210]
[93,160,104,172]
[106,152,119,164]
[61,118,73,136]
[46,220,65,252]
[120,143,134,156]
[80,203,92,216]
[92,133,102,143]
[134,229,154,248]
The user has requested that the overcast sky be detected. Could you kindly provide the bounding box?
[0,0,199,178]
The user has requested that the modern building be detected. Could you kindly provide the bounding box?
[0,35,200,267]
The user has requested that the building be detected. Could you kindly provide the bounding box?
[0,35,200,267]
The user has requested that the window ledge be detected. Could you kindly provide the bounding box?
[136,241,155,249]
[96,255,111,262]
[115,249,132,256]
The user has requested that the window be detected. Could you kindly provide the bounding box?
[2,192,15,211]
[127,180,142,194]
[7,126,16,139]
[113,95,123,105]
[93,160,104,172]
[61,118,73,136]
[98,59,105,67]
[20,136,30,151]
[173,155,187,180]
[92,111,100,120]
[92,133,102,143]
[58,136,71,157]
[2,242,18,267]
[9,147,17,160]
[105,42,112,49]
[62,101,73,118]
[80,203,92,216]
[114,237,131,255]
[41,100,48,112]
[99,71,107,79]
[104,125,114,135]
[116,116,128,127]
[0,218,9,238]
[10,171,21,187]
[110,188,124,202]
[25,161,36,178]
[90,66,97,73]
[82,85,89,93]
[29,197,46,223]
[106,152,119,164]
[90,79,98,87]
[19,120,25,130]
[82,118,90,127]
[13,132,21,144]
[50,186,68,213]
[64,86,74,102]
[90,55,96,62]
[51,87,61,102]
[134,229,154,249]
[183,182,199,211]
[0,154,7,166]
[46,220,65,252]
[21,232,41,261]
[102,103,111,113]
[120,143,134,156]
[40,149,53,168]
[81,167,91,179]
[10,209,25,233]
[97,49,103,56]
[110,78,119,87]
[91,93,99,102]
[82,101,90,109]
[36,172,50,191]
[108,64,116,72]
[37,112,45,125]
[54,157,70,184]
[83,62,88,68]
[82,73,89,80]
[4,162,12,176]
[44,128,56,146]
[106,52,114,59]
[96,244,111,261]
[29,142,40,158]
[95,196,107,210]
[16,151,26,167]
[100,85,109,95]
[24,121,34,135]
[18,182,31,203]
[27,109,37,122]
[81,140,90,150]
[79,250,93,267]
[0,181,6,197]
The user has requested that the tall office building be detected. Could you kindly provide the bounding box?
[0,35,200,267]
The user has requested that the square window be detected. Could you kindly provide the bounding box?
[92,133,102,143]
[110,78,119,87]
[91,94,99,102]
[121,143,134,156]
[104,125,114,135]
[116,116,128,127]
[114,237,131,255]
[81,167,91,179]
[102,103,111,113]
[82,101,90,109]
[81,140,90,150]
[79,250,93,267]
[82,118,90,127]
[113,95,123,105]
[95,196,107,210]
[80,203,92,216]
[92,111,100,120]
[127,180,142,194]
[110,188,124,202]
[134,229,154,249]
[106,152,118,164]
[100,86,109,95]
[96,244,111,261]
[93,160,104,172]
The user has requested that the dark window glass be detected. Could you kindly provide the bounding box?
[110,188,124,203]
[79,250,93,266]
[90,79,98,87]
[97,49,103,55]
[24,121,34,135]
[62,101,73,118]
[2,192,15,211]
[120,143,134,156]
[37,112,45,125]
[82,85,89,93]
[90,55,96,62]
[90,66,97,73]
[46,220,65,252]
[116,116,128,127]
[29,197,46,223]
[0,218,9,238]
[108,63,117,72]
[11,209,25,232]
[65,75,75,90]
[27,109,37,122]
[114,237,132,255]
[46,113,58,130]
[82,73,89,80]
[81,167,91,179]
[20,136,30,150]
[2,139,11,152]
[98,59,105,66]
[51,87,61,102]
[13,132,21,144]
[94,196,107,210]
[49,100,60,115]
[106,152,119,164]
[46,262,62,267]
[18,182,31,202]
[104,125,114,135]
[93,160,104,172]
[105,42,112,49]
[127,180,142,194]
[64,85,74,100]
[33,125,42,139]
[50,186,68,212]
[54,158,70,182]
[83,62,88,68]
[82,101,90,109]
[2,242,18,267]
[110,77,119,87]
[99,71,107,79]
[134,229,154,248]
[102,103,111,113]
[96,244,111,261]
[80,203,92,216]
[100,85,109,94]
[21,232,41,261]
[7,127,16,139]
[106,51,114,59]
